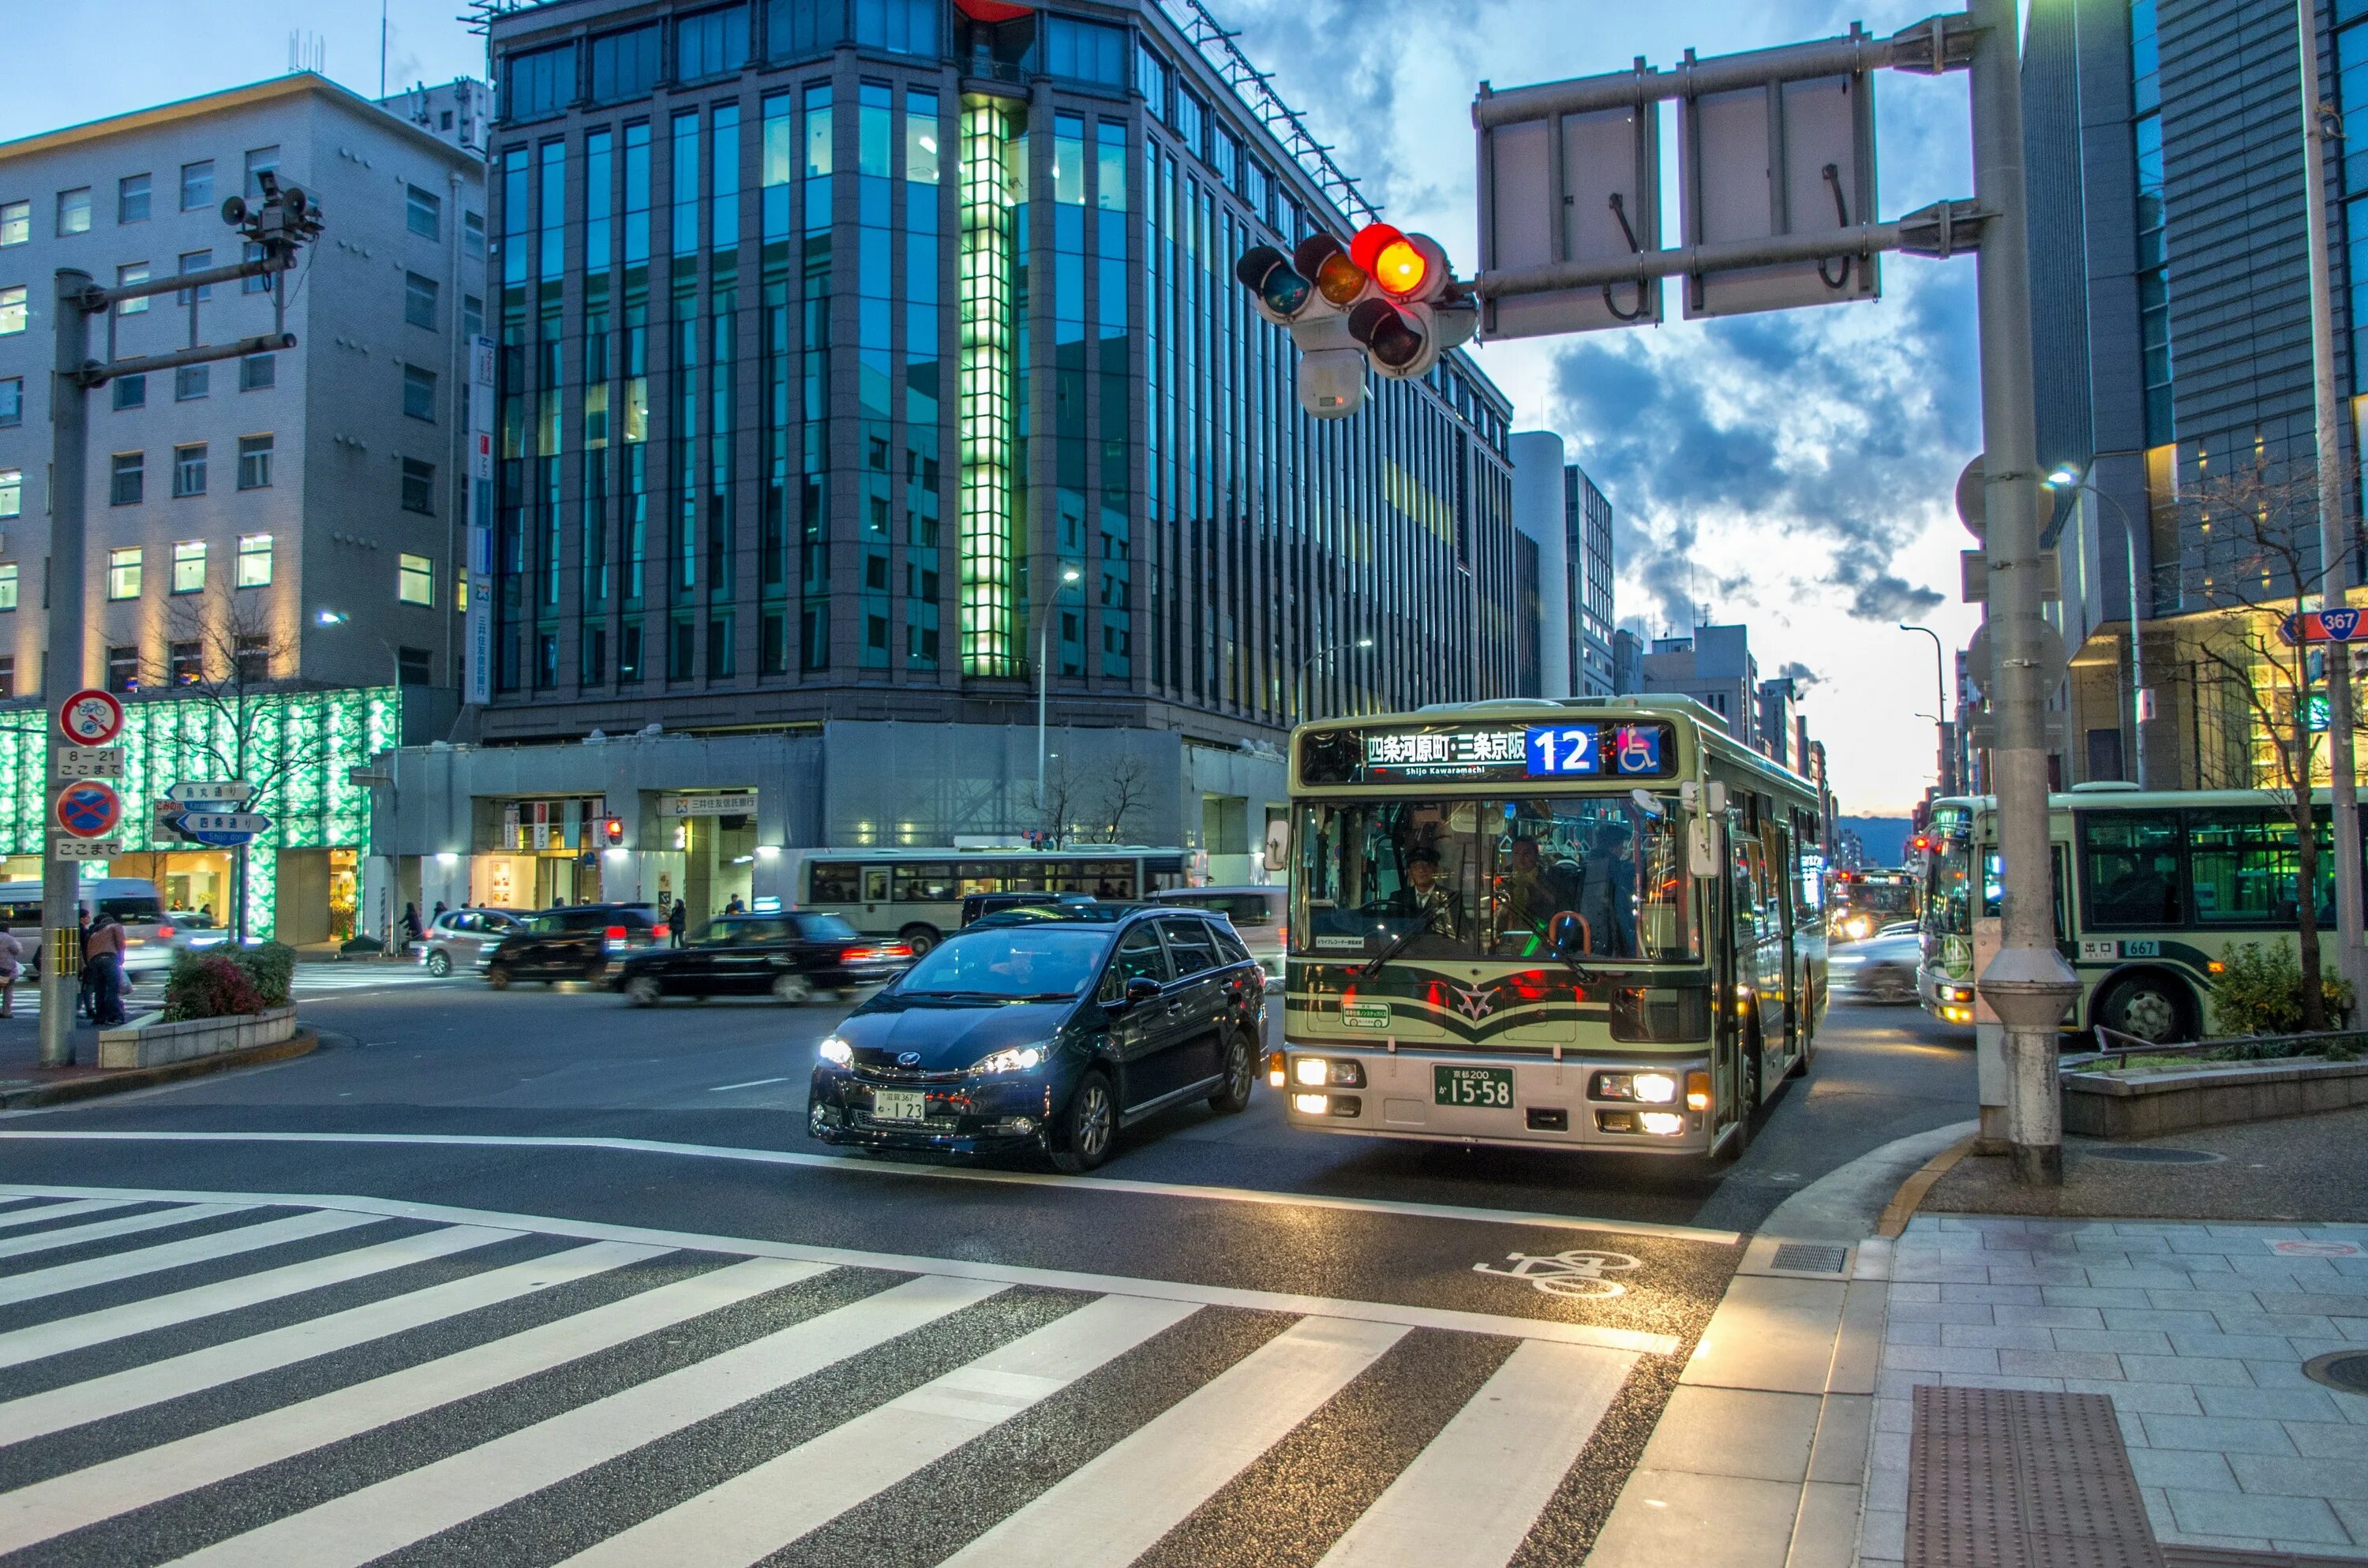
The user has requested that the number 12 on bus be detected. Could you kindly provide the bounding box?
[1525,724,1662,778]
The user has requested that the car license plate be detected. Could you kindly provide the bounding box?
[1433,1066,1514,1109]
[873,1088,927,1122]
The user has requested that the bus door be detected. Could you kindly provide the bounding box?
[1729,820,1784,1095]
[861,866,890,925]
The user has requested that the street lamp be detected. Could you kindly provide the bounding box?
[1898,624,1950,792]
[2044,464,2147,789]
[1291,637,1377,726]
[1035,565,1084,821]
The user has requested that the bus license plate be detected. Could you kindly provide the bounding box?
[1434,1066,1513,1109]
[873,1089,927,1122]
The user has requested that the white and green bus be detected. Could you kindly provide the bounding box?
[1917,783,2352,1041]
[1282,697,1828,1160]
[788,846,1190,953]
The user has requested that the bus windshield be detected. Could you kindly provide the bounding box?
[1291,795,1698,963]
[1926,829,1975,938]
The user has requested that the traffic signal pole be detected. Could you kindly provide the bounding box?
[1965,0,2080,1185]
[39,271,95,1068]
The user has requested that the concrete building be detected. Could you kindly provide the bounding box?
[1641,623,1759,747]
[375,0,1526,915]
[1568,462,1616,697]
[1757,675,1800,771]
[0,72,485,941]
[1611,626,1644,697]
[1508,430,1571,698]
[2021,0,2363,789]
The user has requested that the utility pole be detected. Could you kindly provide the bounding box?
[1966,0,2080,1186]
[2296,0,2368,1011]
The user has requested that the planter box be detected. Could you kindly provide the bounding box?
[2061,1055,2368,1140]
[96,1005,297,1071]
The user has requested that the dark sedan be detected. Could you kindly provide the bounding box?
[485,904,661,987]
[615,911,912,1005]
[807,904,1265,1172]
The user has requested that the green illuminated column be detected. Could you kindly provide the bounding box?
[958,96,1022,676]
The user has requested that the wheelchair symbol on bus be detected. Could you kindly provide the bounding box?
[1472,1248,1640,1299]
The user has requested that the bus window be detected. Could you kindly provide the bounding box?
[893,864,957,903]
[862,868,890,904]
[1292,799,1479,960]
[1080,860,1137,899]
[1978,846,2070,940]
[1482,795,1697,962]
[2080,812,2185,928]
[808,862,863,903]
[2189,810,2328,925]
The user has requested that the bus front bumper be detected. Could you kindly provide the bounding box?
[1276,1045,1719,1154]
[1917,969,1976,1025]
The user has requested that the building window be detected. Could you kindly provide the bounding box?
[503,43,574,122]
[397,646,432,685]
[676,5,750,79]
[176,364,210,401]
[0,286,24,335]
[406,183,441,239]
[171,538,206,593]
[400,458,436,514]
[113,375,146,410]
[170,640,203,686]
[0,201,25,245]
[179,159,214,211]
[0,656,12,696]
[241,353,276,390]
[398,552,434,604]
[172,443,207,497]
[403,365,437,421]
[0,376,17,427]
[463,210,485,260]
[111,451,144,505]
[463,293,484,339]
[107,645,141,694]
[0,563,16,611]
[116,262,149,315]
[118,174,150,224]
[234,634,268,683]
[243,146,279,198]
[403,271,438,329]
[238,433,273,489]
[55,186,92,236]
[0,467,17,519]
[107,546,142,600]
[1043,17,1125,84]
[237,532,273,587]
[589,22,661,102]
[852,0,937,56]
[176,249,212,305]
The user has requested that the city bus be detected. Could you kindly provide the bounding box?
[1280,697,1828,1160]
[789,845,1189,953]
[1828,868,1918,941]
[1916,784,2355,1040]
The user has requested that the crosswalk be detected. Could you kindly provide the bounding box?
[0,1184,1665,1567]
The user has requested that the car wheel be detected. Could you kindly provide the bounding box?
[624,975,662,1007]
[486,965,511,991]
[899,924,940,956]
[425,950,451,978]
[1049,1069,1117,1173]
[2096,972,2194,1044]
[772,973,815,1005]
[1208,1028,1254,1114]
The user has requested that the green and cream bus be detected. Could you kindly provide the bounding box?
[1280,697,1828,1160]
[1916,784,2354,1041]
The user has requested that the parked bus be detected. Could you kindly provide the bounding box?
[788,846,1189,953]
[1281,697,1828,1160]
[1916,783,2355,1041]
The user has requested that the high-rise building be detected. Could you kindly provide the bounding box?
[1567,463,1615,698]
[1509,430,1571,697]
[0,73,485,941]
[1641,624,1759,746]
[376,0,1522,913]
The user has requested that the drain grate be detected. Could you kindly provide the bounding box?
[2302,1351,2368,1397]
[2082,1146,2222,1165]
[1770,1242,1850,1274]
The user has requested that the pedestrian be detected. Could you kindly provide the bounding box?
[75,907,96,1021]
[725,893,745,915]
[432,900,448,922]
[0,918,21,1019]
[669,897,688,947]
[400,902,424,945]
[83,913,126,1027]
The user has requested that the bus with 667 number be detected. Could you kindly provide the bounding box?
[1280,696,1828,1161]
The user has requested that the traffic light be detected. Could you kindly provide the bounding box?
[1235,226,1478,417]
[1341,223,1477,380]
[601,816,625,845]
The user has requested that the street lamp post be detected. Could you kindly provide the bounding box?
[1291,637,1376,726]
[1898,624,1950,792]
[1034,566,1083,821]
[2044,468,2147,788]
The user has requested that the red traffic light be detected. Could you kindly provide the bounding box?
[602,816,625,844]
[1349,223,1403,278]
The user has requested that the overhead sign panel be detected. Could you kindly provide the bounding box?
[1680,70,1877,319]
[1475,72,1664,339]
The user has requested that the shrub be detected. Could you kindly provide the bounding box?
[2211,941,2353,1037]
[234,942,296,1008]
[161,952,267,1021]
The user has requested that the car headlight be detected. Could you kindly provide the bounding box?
[971,1046,1045,1075]
[817,1036,852,1068]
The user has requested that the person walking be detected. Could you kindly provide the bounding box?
[75,907,96,1022]
[83,913,126,1027]
[669,898,688,947]
[0,918,22,1019]
[400,902,425,945]
[432,900,449,922]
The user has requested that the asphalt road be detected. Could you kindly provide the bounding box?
[0,967,1974,1566]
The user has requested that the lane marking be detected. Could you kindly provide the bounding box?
[1471,1249,1641,1300]
[706,1077,792,1093]
[0,1130,1740,1246]
[0,1183,1683,1356]
[939,1315,1411,1568]
[0,1210,381,1307]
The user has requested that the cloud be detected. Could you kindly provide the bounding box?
[1777,661,1825,692]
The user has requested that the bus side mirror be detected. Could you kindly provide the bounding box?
[1688,821,1719,879]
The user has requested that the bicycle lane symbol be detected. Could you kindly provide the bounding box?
[1471,1248,1641,1299]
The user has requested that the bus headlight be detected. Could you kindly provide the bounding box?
[1295,1057,1329,1087]
[1293,1093,1331,1116]
[1294,1057,1366,1087]
[1592,1070,1677,1103]
[1639,1111,1685,1136]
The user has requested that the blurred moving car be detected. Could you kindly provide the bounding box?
[614,911,911,1005]
[809,903,1264,1172]
[484,904,661,987]
[0,878,176,986]
[166,911,231,951]
[413,907,527,976]
[957,890,1096,927]
[1829,928,1923,1005]
[1148,885,1285,989]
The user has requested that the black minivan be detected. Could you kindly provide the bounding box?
[808,904,1264,1171]
[485,904,661,986]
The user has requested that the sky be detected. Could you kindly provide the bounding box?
[2,1,1991,817]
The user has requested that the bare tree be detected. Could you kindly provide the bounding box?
[1028,758,1079,849]
[1089,753,1154,845]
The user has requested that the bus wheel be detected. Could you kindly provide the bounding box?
[899,925,940,957]
[2096,972,2195,1044]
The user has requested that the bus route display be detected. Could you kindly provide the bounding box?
[1356,721,1675,782]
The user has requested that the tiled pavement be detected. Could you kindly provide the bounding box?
[1862,1214,2368,1561]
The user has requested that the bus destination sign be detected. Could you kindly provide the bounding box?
[1360,722,1673,782]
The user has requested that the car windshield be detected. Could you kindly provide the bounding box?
[796,912,860,940]
[694,918,789,946]
[893,929,1109,998]
[1292,795,1698,963]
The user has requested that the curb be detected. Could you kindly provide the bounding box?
[1873,1135,1975,1237]
[0,1031,318,1110]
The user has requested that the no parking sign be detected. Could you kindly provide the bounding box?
[55,781,122,840]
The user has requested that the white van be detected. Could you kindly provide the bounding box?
[0,878,178,986]
[1148,885,1287,989]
